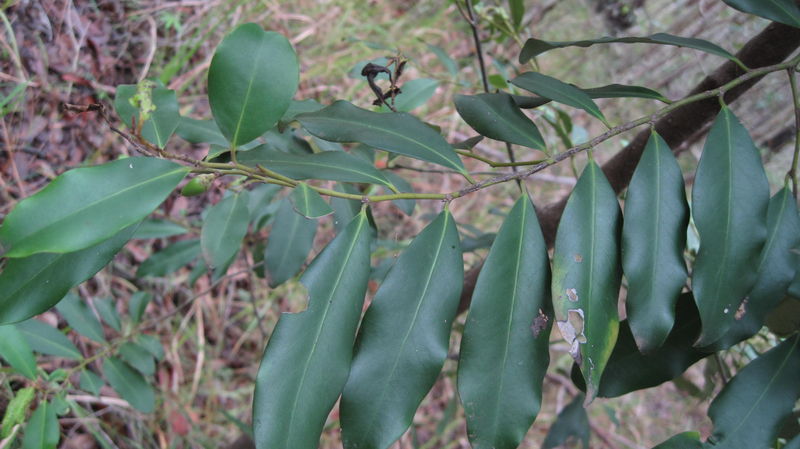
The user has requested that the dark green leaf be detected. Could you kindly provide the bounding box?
[1,386,34,439]
[175,116,228,146]
[542,393,590,449]
[137,239,201,278]
[382,171,415,215]
[290,183,333,219]
[0,325,38,379]
[265,198,318,287]
[511,73,608,126]
[239,144,395,189]
[128,291,152,325]
[786,434,800,449]
[201,192,250,270]
[341,210,463,449]
[136,334,164,361]
[455,93,546,150]
[132,219,187,239]
[722,0,800,28]
[519,34,745,68]
[331,184,362,233]
[0,157,187,258]
[707,335,800,448]
[21,401,59,449]
[296,100,468,175]
[114,85,180,148]
[380,78,439,112]
[93,297,121,332]
[208,23,298,147]
[622,132,689,352]
[254,211,373,449]
[103,357,155,413]
[0,225,134,325]
[248,183,281,228]
[551,160,622,403]
[652,432,704,449]
[263,128,313,155]
[453,135,484,150]
[458,196,551,449]
[79,370,104,396]
[513,83,669,109]
[118,342,156,376]
[56,293,106,343]
[691,107,770,347]
[705,187,800,350]
[17,319,81,360]
[280,99,324,129]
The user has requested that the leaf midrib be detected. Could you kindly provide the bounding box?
[231,33,268,147]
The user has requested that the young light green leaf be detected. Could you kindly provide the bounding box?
[128,291,153,325]
[118,342,156,376]
[132,219,187,239]
[652,432,704,449]
[174,116,228,146]
[379,78,439,112]
[722,0,800,28]
[541,393,590,449]
[691,107,770,347]
[455,93,546,151]
[115,84,180,148]
[623,132,689,353]
[93,297,121,332]
[704,187,800,351]
[79,370,104,396]
[707,334,800,448]
[21,401,59,449]
[56,293,106,343]
[103,357,155,413]
[0,325,38,379]
[253,211,373,449]
[208,23,299,147]
[296,100,468,175]
[290,183,333,219]
[137,239,201,278]
[511,72,608,126]
[0,157,187,258]
[551,160,622,404]
[340,210,463,449]
[0,225,135,325]
[458,196,552,449]
[265,198,318,287]
[519,34,745,69]
[16,319,81,360]
[239,144,395,189]
[1,387,34,439]
[201,192,250,270]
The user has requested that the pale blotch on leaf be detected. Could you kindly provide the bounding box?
[566,288,578,302]
[556,308,586,364]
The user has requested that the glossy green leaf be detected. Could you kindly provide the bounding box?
[458,196,551,449]
[623,132,689,352]
[175,116,228,146]
[652,432,704,449]
[340,210,463,449]
[137,239,201,278]
[0,225,134,325]
[691,107,770,347]
[0,157,187,258]
[541,393,590,449]
[1,387,34,439]
[253,211,373,449]
[296,100,467,175]
[455,92,546,150]
[382,171,415,216]
[331,184,362,233]
[511,72,608,126]
[519,34,745,68]
[132,219,187,239]
[707,334,800,448]
[16,319,81,360]
[265,198,318,287]
[705,187,800,350]
[280,99,325,129]
[571,294,707,398]
[21,401,59,449]
[114,84,180,148]
[239,144,395,189]
[103,357,155,413]
[379,78,439,112]
[290,183,333,219]
[79,370,104,396]
[94,297,121,332]
[208,23,299,147]
[514,83,669,109]
[722,0,800,28]
[128,291,152,325]
[0,325,38,379]
[119,342,156,376]
[56,293,106,343]
[201,192,250,270]
[551,160,621,403]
